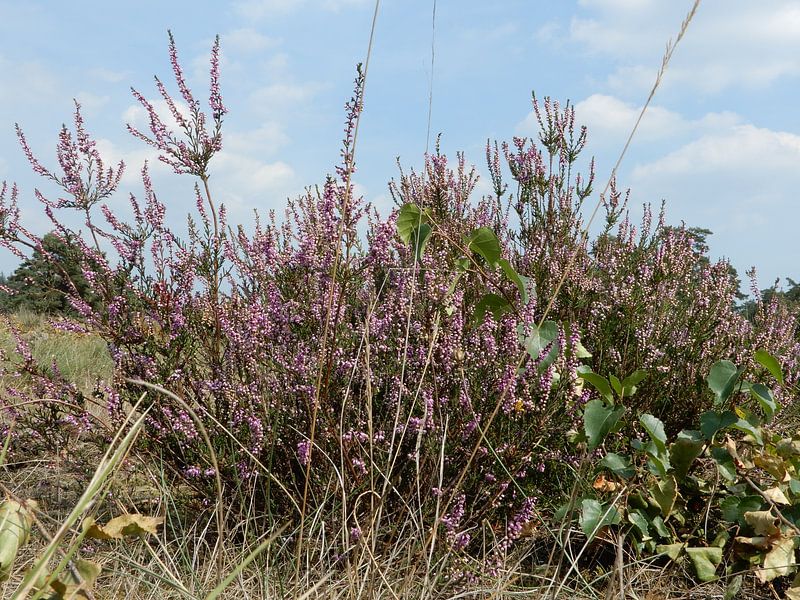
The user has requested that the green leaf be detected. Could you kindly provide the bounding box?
[467,227,502,267]
[657,542,684,561]
[0,499,35,582]
[473,293,512,326]
[621,370,648,397]
[731,414,763,446]
[580,498,620,541]
[686,547,722,582]
[651,475,678,518]
[600,453,635,479]
[699,410,737,441]
[609,374,622,397]
[710,447,737,482]
[755,349,784,385]
[397,203,426,244]
[577,366,615,404]
[410,223,432,262]
[724,574,743,600]
[719,495,763,526]
[750,383,778,422]
[627,509,651,538]
[497,258,529,303]
[707,360,743,406]
[651,515,670,539]
[584,399,625,451]
[671,430,705,481]
[640,414,668,456]
[523,321,559,361]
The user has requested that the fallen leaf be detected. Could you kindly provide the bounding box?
[83,513,163,540]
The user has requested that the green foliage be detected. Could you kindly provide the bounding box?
[1,232,100,316]
[567,351,800,588]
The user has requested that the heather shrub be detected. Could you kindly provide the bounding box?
[0,33,798,579]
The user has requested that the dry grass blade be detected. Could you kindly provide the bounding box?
[204,521,289,600]
[126,378,226,584]
[13,394,150,599]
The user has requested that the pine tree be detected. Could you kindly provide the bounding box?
[4,232,99,315]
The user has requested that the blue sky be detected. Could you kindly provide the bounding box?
[0,0,798,290]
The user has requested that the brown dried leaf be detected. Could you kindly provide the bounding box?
[593,474,619,493]
[83,513,163,540]
[744,510,780,537]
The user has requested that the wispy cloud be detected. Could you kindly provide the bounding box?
[567,0,800,94]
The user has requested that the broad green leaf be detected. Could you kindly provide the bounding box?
[523,321,559,361]
[758,535,796,583]
[750,383,778,422]
[575,341,592,358]
[657,542,684,561]
[699,410,737,441]
[651,515,670,539]
[686,547,722,582]
[584,399,625,451]
[671,430,705,481]
[0,499,35,582]
[497,258,529,303]
[621,370,648,397]
[710,447,737,482]
[644,446,671,478]
[650,475,678,518]
[719,495,763,526]
[731,415,763,446]
[396,203,426,244]
[627,509,651,538]
[755,349,784,385]
[609,374,622,397]
[467,227,502,267]
[579,498,620,541]
[473,293,512,326]
[707,360,743,406]
[410,223,432,262]
[577,366,615,404]
[712,529,730,548]
[724,574,743,600]
[640,414,668,456]
[600,453,635,479]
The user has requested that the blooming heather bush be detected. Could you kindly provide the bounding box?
[0,33,798,575]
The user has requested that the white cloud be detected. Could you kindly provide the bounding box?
[624,123,800,284]
[223,28,281,53]
[516,94,740,147]
[223,122,290,156]
[632,124,800,179]
[247,82,323,116]
[0,54,59,108]
[75,92,110,115]
[88,67,128,84]
[122,98,191,134]
[566,0,800,94]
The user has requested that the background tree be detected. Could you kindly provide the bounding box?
[1,232,100,315]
